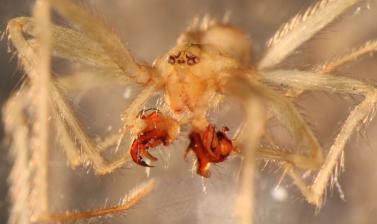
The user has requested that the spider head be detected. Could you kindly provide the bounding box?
[155,43,241,79]
[154,23,251,80]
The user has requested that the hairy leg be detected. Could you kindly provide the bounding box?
[319,40,377,74]
[285,39,377,98]
[54,81,161,175]
[37,180,155,222]
[8,16,141,89]
[224,76,266,224]
[3,92,33,224]
[260,69,377,206]
[7,5,157,218]
[251,76,325,170]
[5,1,54,219]
[6,3,159,175]
[47,0,151,83]
[258,0,358,70]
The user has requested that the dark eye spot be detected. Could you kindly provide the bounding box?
[185,51,200,66]
[187,58,195,65]
[168,55,176,64]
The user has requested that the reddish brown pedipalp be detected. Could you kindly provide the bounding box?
[187,125,235,177]
[130,110,179,167]
[130,110,236,176]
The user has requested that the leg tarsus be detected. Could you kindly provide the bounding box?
[36,179,155,222]
[284,163,321,206]
[257,148,323,205]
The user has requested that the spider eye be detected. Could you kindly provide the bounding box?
[168,51,182,65]
[167,50,200,65]
[185,51,200,65]
[168,55,176,64]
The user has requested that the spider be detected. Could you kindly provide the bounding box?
[4,0,377,223]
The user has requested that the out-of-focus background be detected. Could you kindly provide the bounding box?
[1,0,377,223]
[0,0,33,223]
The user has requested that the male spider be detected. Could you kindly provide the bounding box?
[4,0,377,223]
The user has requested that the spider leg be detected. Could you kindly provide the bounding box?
[312,92,377,205]
[258,0,359,69]
[37,179,155,223]
[255,147,322,204]
[319,39,377,73]
[224,76,266,224]
[5,69,154,223]
[8,17,130,81]
[54,71,136,153]
[93,89,155,155]
[6,8,159,175]
[50,81,159,175]
[52,103,83,167]
[86,84,159,175]
[252,77,325,170]
[121,85,159,136]
[3,1,53,220]
[56,79,162,174]
[285,39,377,98]
[45,77,153,174]
[249,79,326,205]
[7,18,134,152]
[261,70,377,206]
[48,0,151,83]
[3,91,33,224]
[257,147,313,167]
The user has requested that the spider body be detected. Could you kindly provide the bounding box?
[130,24,251,174]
